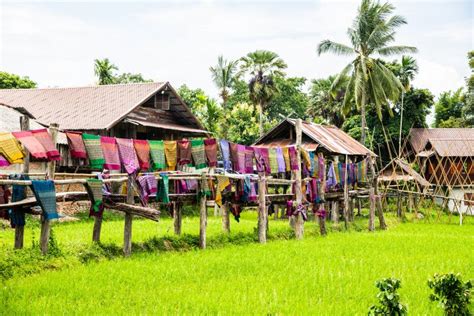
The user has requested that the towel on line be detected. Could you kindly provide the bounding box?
[30,180,59,220]
[66,132,87,159]
[100,136,121,170]
[149,140,166,170]
[164,141,177,170]
[191,139,207,169]
[116,138,140,175]
[204,138,218,167]
[82,133,105,169]
[12,131,48,159]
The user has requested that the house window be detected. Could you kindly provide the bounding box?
[161,93,170,110]
[464,193,474,206]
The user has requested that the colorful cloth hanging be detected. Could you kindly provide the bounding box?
[85,179,104,218]
[326,162,337,189]
[219,140,232,170]
[82,133,105,169]
[137,174,158,205]
[229,203,242,222]
[230,143,246,173]
[9,174,28,227]
[148,140,166,170]
[334,162,341,185]
[164,141,177,170]
[31,129,60,161]
[301,149,311,171]
[177,140,192,166]
[357,159,367,182]
[253,147,270,174]
[100,136,121,170]
[204,138,218,167]
[282,147,291,172]
[275,147,286,173]
[133,139,151,171]
[0,132,24,164]
[215,175,230,207]
[244,146,254,174]
[318,155,326,180]
[338,162,346,186]
[30,180,58,220]
[12,131,48,159]
[116,138,140,175]
[157,173,170,203]
[268,148,279,174]
[191,139,207,169]
[0,154,10,167]
[66,132,87,159]
[288,146,299,171]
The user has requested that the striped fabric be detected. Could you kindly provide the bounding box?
[204,138,218,167]
[244,146,254,174]
[177,140,192,166]
[282,147,291,172]
[149,140,166,170]
[12,131,47,159]
[116,138,140,175]
[191,139,207,169]
[133,139,151,171]
[275,147,286,173]
[0,132,24,164]
[31,129,60,161]
[85,179,104,218]
[164,141,177,170]
[288,146,299,171]
[100,136,121,170]
[66,132,87,159]
[268,148,279,174]
[82,133,105,169]
[30,180,58,220]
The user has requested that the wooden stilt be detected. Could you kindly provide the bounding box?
[222,202,230,233]
[318,153,327,236]
[368,155,387,229]
[343,155,350,230]
[369,188,375,232]
[123,176,133,257]
[257,173,267,244]
[15,115,30,249]
[357,198,362,216]
[349,198,354,222]
[294,118,304,239]
[331,201,339,224]
[92,216,102,243]
[199,173,207,249]
[173,202,182,235]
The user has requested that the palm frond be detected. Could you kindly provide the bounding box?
[377,45,418,56]
[317,40,354,56]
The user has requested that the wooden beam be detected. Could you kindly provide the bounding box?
[317,153,327,236]
[199,172,207,249]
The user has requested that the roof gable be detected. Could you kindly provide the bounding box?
[410,128,474,157]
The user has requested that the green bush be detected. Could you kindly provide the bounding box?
[428,273,472,316]
[368,278,407,315]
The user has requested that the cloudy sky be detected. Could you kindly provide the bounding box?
[1,0,472,102]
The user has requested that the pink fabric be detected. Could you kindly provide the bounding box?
[12,131,48,159]
[288,146,299,171]
[100,136,121,170]
[116,138,140,174]
[253,147,270,174]
[0,154,10,167]
[31,129,60,161]
[244,146,254,174]
[133,139,151,171]
[66,132,87,159]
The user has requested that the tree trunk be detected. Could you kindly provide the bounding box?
[360,99,367,145]
[259,101,265,137]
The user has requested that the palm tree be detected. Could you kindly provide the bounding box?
[397,55,418,155]
[239,50,287,137]
[94,58,118,85]
[209,55,239,111]
[317,0,417,144]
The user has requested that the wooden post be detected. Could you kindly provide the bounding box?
[92,216,102,243]
[199,173,207,249]
[173,202,182,235]
[357,198,362,216]
[331,201,339,226]
[14,116,29,249]
[343,155,350,230]
[123,176,133,257]
[349,198,355,222]
[222,202,230,233]
[40,123,58,255]
[294,118,304,239]
[368,155,387,229]
[257,172,267,244]
[369,187,375,232]
[397,192,402,218]
[318,153,327,236]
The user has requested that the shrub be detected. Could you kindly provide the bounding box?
[368,278,408,315]
[428,273,472,316]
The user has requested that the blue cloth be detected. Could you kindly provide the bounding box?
[326,162,337,189]
[242,175,252,202]
[30,180,59,220]
[9,174,29,226]
[219,139,232,170]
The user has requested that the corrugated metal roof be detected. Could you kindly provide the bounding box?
[254,119,375,156]
[0,105,67,144]
[251,138,319,151]
[410,128,474,157]
[0,82,167,130]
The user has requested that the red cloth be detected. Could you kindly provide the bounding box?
[204,138,217,167]
[100,136,121,170]
[288,146,299,170]
[177,140,192,165]
[31,129,60,161]
[12,131,48,159]
[66,132,87,159]
[133,139,150,171]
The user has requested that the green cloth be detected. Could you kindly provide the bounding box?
[149,140,166,170]
[157,173,170,203]
[191,139,207,169]
[82,133,105,169]
[86,179,103,215]
[268,148,279,174]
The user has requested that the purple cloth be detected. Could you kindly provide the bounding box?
[137,174,157,205]
[288,146,299,171]
[275,147,286,173]
[326,162,337,189]
[219,140,232,170]
[244,146,254,174]
[318,156,325,180]
[253,147,270,174]
[116,138,140,175]
[237,144,246,173]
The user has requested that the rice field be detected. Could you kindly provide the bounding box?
[0,210,472,315]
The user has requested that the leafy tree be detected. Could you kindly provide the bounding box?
[434,89,465,127]
[317,0,417,144]
[226,79,250,109]
[308,75,351,127]
[114,73,153,84]
[209,55,239,111]
[177,85,207,112]
[0,72,36,89]
[94,58,118,85]
[239,50,288,136]
[267,76,309,121]
[462,51,474,126]
[428,273,472,316]
[368,278,408,315]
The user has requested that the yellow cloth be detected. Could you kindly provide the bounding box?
[301,149,311,169]
[0,132,24,164]
[215,175,230,207]
[164,141,177,170]
[282,147,291,172]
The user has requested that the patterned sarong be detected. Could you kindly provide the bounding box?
[244,146,254,174]
[338,162,346,186]
[149,140,166,170]
[164,141,177,170]
[288,146,299,171]
[253,147,270,174]
[30,180,58,220]
[215,175,230,207]
[85,179,104,218]
[66,132,87,159]
[157,173,170,203]
[12,131,47,159]
[9,174,29,227]
[116,138,140,175]
[275,147,286,173]
[318,155,326,181]
[229,142,240,172]
[32,129,60,161]
[100,136,121,170]
[0,132,24,164]
[301,149,311,171]
[219,140,232,170]
[82,133,105,169]
[133,139,151,171]
[137,174,157,205]
[282,147,291,172]
[204,138,218,167]
[191,139,207,169]
[357,159,367,182]
[327,162,337,189]
[177,140,192,166]
[268,148,279,174]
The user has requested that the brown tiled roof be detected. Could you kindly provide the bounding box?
[254,119,375,156]
[409,128,474,157]
[0,82,167,130]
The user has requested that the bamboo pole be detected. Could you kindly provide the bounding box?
[369,187,375,232]
[294,118,304,239]
[123,176,133,257]
[199,172,207,249]
[40,123,58,255]
[368,155,387,230]
[343,155,349,230]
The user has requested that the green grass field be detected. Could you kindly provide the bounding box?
[0,209,472,315]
